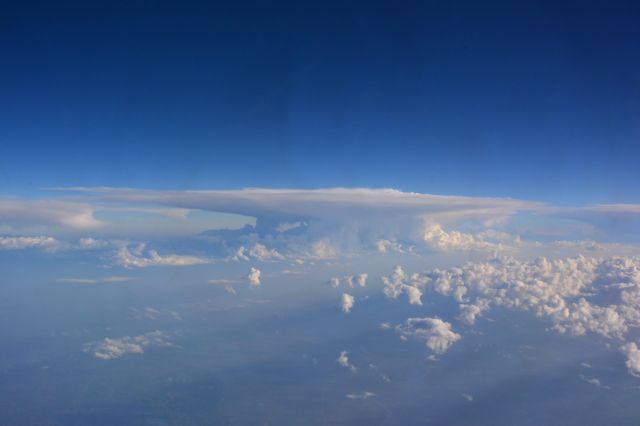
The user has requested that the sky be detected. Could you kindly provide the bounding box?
[2,2,640,425]
[1,1,640,203]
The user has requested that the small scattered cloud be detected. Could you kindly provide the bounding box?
[0,235,59,250]
[276,221,305,233]
[341,293,355,313]
[329,273,368,289]
[337,350,357,373]
[346,391,375,400]
[247,267,261,287]
[382,265,424,306]
[84,330,173,360]
[395,317,461,354]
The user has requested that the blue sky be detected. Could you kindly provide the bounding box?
[1,1,640,203]
[4,3,640,424]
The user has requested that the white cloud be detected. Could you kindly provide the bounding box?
[382,265,424,306]
[356,273,368,287]
[84,330,173,360]
[57,275,133,284]
[329,273,367,289]
[60,187,539,223]
[337,350,357,372]
[209,279,240,294]
[57,278,97,284]
[247,267,261,287]
[462,393,474,402]
[422,224,519,252]
[395,317,461,354]
[308,240,338,259]
[276,221,305,233]
[78,237,110,249]
[580,375,602,387]
[376,239,408,254]
[52,187,544,250]
[115,244,211,268]
[383,256,640,375]
[346,392,375,400]
[341,293,355,313]
[248,243,285,261]
[0,235,59,250]
[621,342,640,377]
[103,276,133,283]
[0,199,102,230]
[232,244,285,262]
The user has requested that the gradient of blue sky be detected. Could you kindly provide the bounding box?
[1,1,639,204]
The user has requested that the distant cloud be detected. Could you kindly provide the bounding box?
[395,317,461,354]
[276,221,305,233]
[115,244,212,268]
[346,391,375,400]
[247,267,261,286]
[52,187,544,251]
[84,330,173,360]
[57,275,133,284]
[0,235,59,250]
[232,244,285,262]
[78,237,110,249]
[341,293,355,313]
[337,350,357,373]
[57,278,97,284]
[329,273,368,289]
[0,199,102,230]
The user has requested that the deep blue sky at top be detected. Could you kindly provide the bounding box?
[1,1,639,204]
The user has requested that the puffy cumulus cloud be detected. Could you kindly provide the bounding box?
[247,267,261,287]
[458,299,491,325]
[0,235,59,250]
[0,199,102,230]
[422,224,520,252]
[395,317,461,354]
[384,256,640,375]
[382,266,424,306]
[115,244,212,268]
[337,350,357,372]
[329,273,368,289]
[341,293,355,313]
[376,239,410,254]
[84,330,173,360]
[232,243,285,262]
[621,342,640,377]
